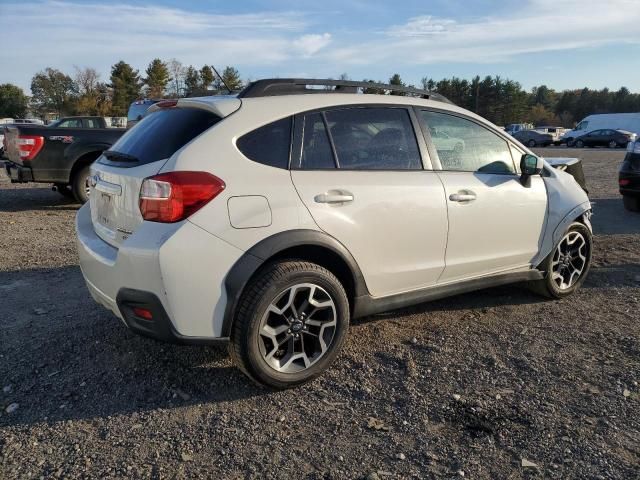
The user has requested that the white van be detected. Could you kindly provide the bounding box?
[562,113,640,144]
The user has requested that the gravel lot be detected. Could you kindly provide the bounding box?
[1,148,639,479]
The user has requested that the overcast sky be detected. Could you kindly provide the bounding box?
[2,0,640,93]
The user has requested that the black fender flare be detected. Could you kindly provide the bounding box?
[64,142,111,180]
[220,229,368,337]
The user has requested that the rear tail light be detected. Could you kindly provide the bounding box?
[619,179,631,186]
[156,100,178,108]
[139,171,225,223]
[17,135,44,161]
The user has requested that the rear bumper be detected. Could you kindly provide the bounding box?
[4,161,34,183]
[75,202,245,341]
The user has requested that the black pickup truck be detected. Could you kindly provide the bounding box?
[3,122,125,202]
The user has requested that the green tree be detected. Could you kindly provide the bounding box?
[0,83,29,118]
[30,68,78,116]
[388,73,405,95]
[184,66,200,96]
[109,61,142,116]
[145,59,170,98]
[200,65,215,91]
[221,66,243,91]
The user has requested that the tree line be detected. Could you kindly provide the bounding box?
[1,65,639,127]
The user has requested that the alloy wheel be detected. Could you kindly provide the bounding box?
[258,283,337,373]
[551,231,588,290]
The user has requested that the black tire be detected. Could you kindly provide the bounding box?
[623,195,640,212]
[527,139,536,148]
[566,138,575,147]
[229,260,350,389]
[575,139,584,148]
[54,183,75,199]
[529,222,592,299]
[71,165,91,203]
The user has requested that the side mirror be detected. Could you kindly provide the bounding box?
[520,154,543,186]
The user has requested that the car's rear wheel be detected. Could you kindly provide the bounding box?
[566,138,575,147]
[530,222,592,298]
[71,165,91,203]
[229,260,350,389]
[609,140,618,148]
[623,195,640,212]
[575,139,584,148]
[527,139,536,148]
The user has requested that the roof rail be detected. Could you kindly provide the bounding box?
[237,78,451,103]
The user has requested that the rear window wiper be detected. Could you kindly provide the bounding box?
[102,150,139,163]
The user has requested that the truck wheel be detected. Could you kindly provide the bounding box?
[54,183,74,199]
[623,195,640,212]
[529,222,592,299]
[72,165,91,203]
[229,260,350,389]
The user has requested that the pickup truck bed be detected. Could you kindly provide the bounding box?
[4,125,125,202]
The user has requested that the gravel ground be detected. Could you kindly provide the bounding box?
[1,148,639,479]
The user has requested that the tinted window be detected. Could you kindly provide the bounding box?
[101,108,220,167]
[421,111,515,174]
[86,118,100,128]
[237,117,292,169]
[58,119,82,128]
[300,113,335,169]
[322,107,421,170]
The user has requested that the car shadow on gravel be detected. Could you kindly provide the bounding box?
[0,266,269,428]
[0,186,80,212]
[590,197,640,235]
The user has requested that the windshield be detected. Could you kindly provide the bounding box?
[576,121,589,131]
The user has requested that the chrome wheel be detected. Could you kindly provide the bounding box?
[259,283,337,374]
[551,231,588,290]
[609,140,617,148]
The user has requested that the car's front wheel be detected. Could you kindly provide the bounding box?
[609,140,618,148]
[575,139,584,148]
[229,261,350,389]
[530,222,592,298]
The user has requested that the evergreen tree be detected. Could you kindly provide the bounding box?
[221,66,243,91]
[145,59,170,98]
[184,66,200,96]
[109,61,142,116]
[388,73,405,95]
[200,65,215,91]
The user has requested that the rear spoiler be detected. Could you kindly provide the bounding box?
[147,96,241,118]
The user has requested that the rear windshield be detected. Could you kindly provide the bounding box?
[100,108,220,167]
[127,102,155,122]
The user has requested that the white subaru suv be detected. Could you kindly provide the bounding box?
[76,79,592,388]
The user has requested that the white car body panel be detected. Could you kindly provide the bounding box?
[291,170,448,296]
[436,172,548,282]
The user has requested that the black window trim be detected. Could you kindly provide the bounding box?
[235,115,294,170]
[414,106,520,176]
[291,103,432,172]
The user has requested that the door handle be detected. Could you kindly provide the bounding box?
[449,191,476,203]
[314,191,354,204]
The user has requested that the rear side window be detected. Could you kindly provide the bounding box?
[300,113,335,169]
[101,108,220,167]
[325,108,422,170]
[236,117,292,169]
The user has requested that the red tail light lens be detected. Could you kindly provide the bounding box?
[132,307,153,320]
[139,171,225,223]
[17,135,44,161]
[156,100,178,108]
[619,179,631,186]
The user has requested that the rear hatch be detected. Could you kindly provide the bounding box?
[89,99,239,248]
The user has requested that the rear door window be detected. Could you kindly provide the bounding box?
[100,107,220,167]
[299,113,335,169]
[236,117,292,169]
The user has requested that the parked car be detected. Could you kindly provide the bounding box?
[0,118,44,126]
[47,116,118,129]
[76,79,593,388]
[505,123,533,135]
[620,139,640,211]
[512,129,554,147]
[3,123,125,202]
[561,113,640,145]
[573,129,634,148]
[127,99,161,128]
